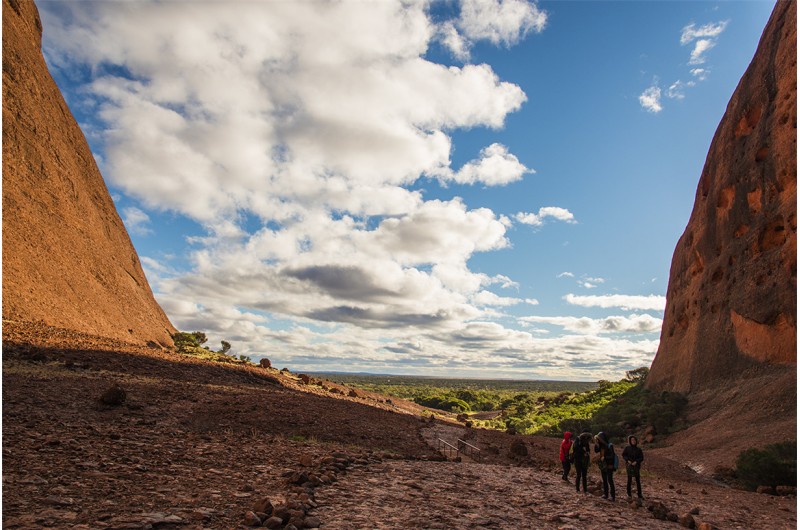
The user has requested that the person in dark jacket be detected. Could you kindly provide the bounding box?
[573,432,592,493]
[559,431,572,481]
[622,435,644,499]
[593,431,616,501]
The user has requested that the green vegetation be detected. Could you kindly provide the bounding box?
[310,373,596,414]
[320,368,687,439]
[520,371,688,438]
[735,441,797,490]
[172,331,251,365]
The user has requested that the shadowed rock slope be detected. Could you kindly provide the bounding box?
[648,0,796,394]
[2,0,175,346]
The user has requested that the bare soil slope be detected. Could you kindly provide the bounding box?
[3,321,796,529]
[652,366,796,473]
[2,0,175,346]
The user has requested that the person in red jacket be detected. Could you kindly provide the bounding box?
[559,431,573,481]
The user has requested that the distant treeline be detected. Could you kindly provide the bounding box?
[323,368,688,440]
[307,373,597,413]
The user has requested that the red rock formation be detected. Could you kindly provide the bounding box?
[647,0,796,392]
[2,0,176,346]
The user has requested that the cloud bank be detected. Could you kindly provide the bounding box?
[40,0,657,379]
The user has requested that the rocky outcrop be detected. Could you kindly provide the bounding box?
[2,0,175,346]
[648,0,796,392]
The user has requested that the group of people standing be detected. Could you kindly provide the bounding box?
[558,431,644,502]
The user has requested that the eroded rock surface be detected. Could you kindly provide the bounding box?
[2,0,175,346]
[648,0,797,393]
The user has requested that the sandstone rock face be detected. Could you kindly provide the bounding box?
[647,0,796,393]
[2,0,175,346]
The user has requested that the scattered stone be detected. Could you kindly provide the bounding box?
[690,507,700,515]
[696,523,718,530]
[348,388,362,398]
[668,512,679,523]
[649,501,669,520]
[98,384,126,406]
[243,511,261,527]
[298,454,313,467]
[756,486,776,495]
[305,515,322,528]
[264,516,284,529]
[679,513,696,528]
[43,495,75,506]
[260,358,272,369]
[298,374,311,384]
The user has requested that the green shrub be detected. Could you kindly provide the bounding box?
[172,331,208,351]
[735,441,796,490]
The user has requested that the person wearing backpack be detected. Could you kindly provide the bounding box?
[593,431,616,501]
[622,435,644,500]
[559,431,573,481]
[573,432,592,493]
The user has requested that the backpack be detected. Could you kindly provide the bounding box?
[573,439,589,467]
[604,442,618,471]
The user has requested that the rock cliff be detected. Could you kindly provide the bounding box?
[647,0,796,392]
[2,0,175,346]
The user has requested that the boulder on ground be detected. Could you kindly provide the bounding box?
[679,513,696,528]
[252,497,274,514]
[98,384,126,406]
[259,358,272,369]
[509,439,528,457]
[649,501,669,520]
[243,511,261,527]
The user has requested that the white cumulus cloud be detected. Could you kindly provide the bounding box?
[447,143,532,186]
[122,206,152,236]
[689,39,716,65]
[563,293,667,312]
[443,0,547,59]
[680,21,729,45]
[515,206,576,227]
[520,314,663,334]
[639,85,662,113]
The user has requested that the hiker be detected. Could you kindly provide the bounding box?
[573,432,592,493]
[622,435,644,500]
[559,431,572,481]
[593,431,616,501]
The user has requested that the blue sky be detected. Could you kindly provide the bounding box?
[39,0,775,380]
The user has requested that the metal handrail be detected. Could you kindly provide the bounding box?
[437,438,460,460]
[457,439,481,460]
[437,438,481,461]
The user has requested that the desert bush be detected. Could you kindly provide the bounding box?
[172,331,208,351]
[735,441,797,490]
